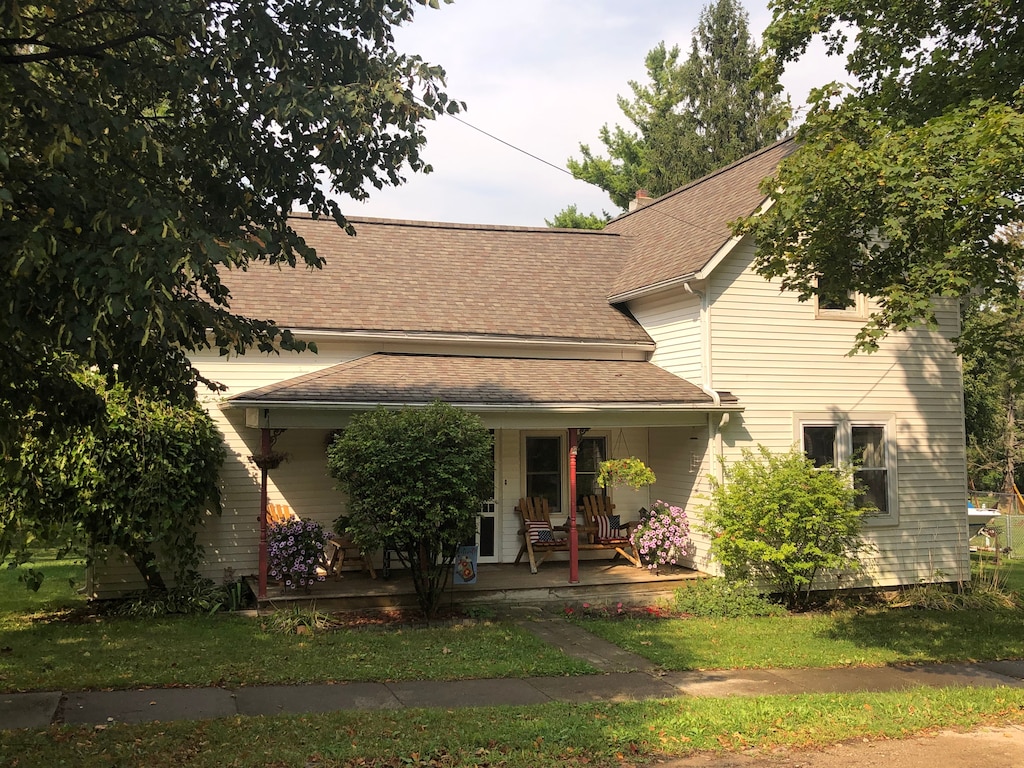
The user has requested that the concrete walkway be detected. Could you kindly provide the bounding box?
[3,618,1024,730]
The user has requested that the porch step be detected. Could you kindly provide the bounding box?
[253,562,706,614]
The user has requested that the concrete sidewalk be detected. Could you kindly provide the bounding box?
[3,618,1024,730]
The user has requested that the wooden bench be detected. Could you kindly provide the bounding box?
[579,495,641,567]
[514,496,570,573]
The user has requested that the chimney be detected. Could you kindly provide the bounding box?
[628,189,651,212]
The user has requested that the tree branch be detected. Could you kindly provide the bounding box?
[0,30,160,65]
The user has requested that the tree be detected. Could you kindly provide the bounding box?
[565,0,789,212]
[0,376,225,590]
[740,1,1024,353]
[545,205,609,230]
[703,446,869,608]
[0,0,459,452]
[326,402,493,618]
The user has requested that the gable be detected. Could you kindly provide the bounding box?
[605,138,797,301]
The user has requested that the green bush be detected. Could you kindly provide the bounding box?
[703,446,870,608]
[326,401,493,619]
[672,578,787,618]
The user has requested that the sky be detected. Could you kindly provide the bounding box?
[346,0,849,228]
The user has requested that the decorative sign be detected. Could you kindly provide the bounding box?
[453,545,478,585]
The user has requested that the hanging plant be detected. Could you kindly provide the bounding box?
[248,450,289,471]
[596,457,656,490]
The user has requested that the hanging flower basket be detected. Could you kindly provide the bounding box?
[596,457,656,490]
[248,451,289,471]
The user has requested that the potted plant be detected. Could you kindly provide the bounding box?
[631,500,691,573]
[596,457,656,490]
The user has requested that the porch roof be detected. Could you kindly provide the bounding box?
[228,353,739,412]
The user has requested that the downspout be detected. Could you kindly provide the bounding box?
[258,418,270,600]
[684,282,727,482]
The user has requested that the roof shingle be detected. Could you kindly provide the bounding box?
[605,138,797,299]
[221,217,651,345]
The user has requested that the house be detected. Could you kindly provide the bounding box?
[92,138,970,596]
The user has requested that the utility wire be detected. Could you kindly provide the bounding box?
[439,109,727,239]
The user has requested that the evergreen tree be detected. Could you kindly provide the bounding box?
[563,0,789,214]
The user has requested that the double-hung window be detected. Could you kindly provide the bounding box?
[798,416,895,520]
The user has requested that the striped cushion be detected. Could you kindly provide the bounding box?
[526,520,554,543]
[595,514,621,541]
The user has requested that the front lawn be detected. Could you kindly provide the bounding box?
[0,555,594,692]
[578,607,1024,670]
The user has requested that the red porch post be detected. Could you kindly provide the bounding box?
[568,427,580,584]
[257,425,270,599]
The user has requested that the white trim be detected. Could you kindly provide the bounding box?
[795,412,899,527]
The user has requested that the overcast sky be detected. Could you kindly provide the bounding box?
[345,0,849,228]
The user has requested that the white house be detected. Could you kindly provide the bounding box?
[92,138,970,596]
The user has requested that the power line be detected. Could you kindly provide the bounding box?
[440,110,725,238]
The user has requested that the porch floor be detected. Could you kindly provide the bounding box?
[254,559,707,613]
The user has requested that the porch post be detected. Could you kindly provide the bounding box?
[568,427,580,583]
[258,425,270,599]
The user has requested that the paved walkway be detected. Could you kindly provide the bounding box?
[2,618,1024,730]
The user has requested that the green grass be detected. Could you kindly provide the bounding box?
[974,551,1024,592]
[579,608,1024,670]
[4,687,1024,767]
[0,550,87,618]
[0,555,594,692]
[0,613,595,692]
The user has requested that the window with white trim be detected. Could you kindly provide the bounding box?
[799,417,894,518]
[815,274,866,318]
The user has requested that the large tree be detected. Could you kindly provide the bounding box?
[0,0,459,451]
[740,1,1024,353]
[562,0,789,214]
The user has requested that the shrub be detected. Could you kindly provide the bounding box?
[631,500,691,570]
[267,518,327,590]
[672,578,787,618]
[703,445,869,608]
[106,577,231,617]
[326,401,493,618]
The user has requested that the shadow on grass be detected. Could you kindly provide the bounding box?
[821,608,1024,662]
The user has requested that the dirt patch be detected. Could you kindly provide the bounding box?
[649,726,1024,768]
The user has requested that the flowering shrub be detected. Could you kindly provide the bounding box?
[267,518,328,590]
[631,500,691,571]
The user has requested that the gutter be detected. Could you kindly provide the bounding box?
[223,399,744,413]
[243,328,656,354]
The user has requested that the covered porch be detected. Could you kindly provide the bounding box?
[225,353,741,601]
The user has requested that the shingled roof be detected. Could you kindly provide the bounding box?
[229,353,737,409]
[605,138,797,300]
[221,216,651,346]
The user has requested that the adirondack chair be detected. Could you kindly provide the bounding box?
[580,495,641,567]
[514,496,570,573]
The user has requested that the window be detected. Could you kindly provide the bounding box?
[852,425,888,514]
[799,416,894,519]
[803,425,837,468]
[525,436,562,514]
[575,436,607,509]
[815,274,865,318]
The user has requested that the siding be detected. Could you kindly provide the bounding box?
[630,292,703,384]
[701,238,969,587]
[649,425,715,573]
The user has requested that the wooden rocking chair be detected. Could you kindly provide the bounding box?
[580,495,641,567]
[514,497,570,573]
